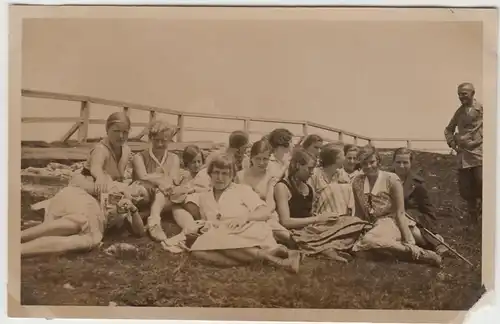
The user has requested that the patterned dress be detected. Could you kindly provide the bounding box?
[279,177,370,255]
[351,171,416,252]
[131,147,180,202]
[310,168,354,216]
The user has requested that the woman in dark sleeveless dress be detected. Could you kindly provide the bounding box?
[274,148,370,263]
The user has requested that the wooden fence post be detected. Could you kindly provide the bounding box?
[302,122,308,136]
[353,136,358,145]
[177,114,184,142]
[244,119,250,133]
[406,140,412,149]
[78,101,90,143]
[149,110,156,124]
[123,106,130,117]
[338,132,344,142]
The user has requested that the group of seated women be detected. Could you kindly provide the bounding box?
[21,112,449,273]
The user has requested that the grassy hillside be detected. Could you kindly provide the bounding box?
[19,149,484,309]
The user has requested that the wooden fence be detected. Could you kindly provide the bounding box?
[21,89,450,153]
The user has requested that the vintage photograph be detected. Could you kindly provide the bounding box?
[8,4,497,322]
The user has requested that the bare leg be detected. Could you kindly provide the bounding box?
[239,247,301,273]
[373,243,441,267]
[194,247,300,273]
[147,191,168,241]
[410,227,427,246]
[190,251,241,267]
[220,248,257,263]
[21,234,98,257]
[21,218,81,243]
[172,205,199,235]
[321,249,349,263]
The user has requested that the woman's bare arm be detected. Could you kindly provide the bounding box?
[132,154,170,187]
[274,183,318,229]
[246,205,272,222]
[89,147,109,180]
[391,177,415,244]
[265,179,277,212]
[129,210,146,237]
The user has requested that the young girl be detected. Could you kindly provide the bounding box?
[180,145,205,182]
[337,144,363,184]
[23,112,138,257]
[274,148,370,263]
[132,119,181,241]
[351,145,442,267]
[22,181,146,257]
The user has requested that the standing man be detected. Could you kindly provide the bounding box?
[444,82,483,224]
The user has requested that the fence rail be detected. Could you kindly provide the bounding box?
[21,89,449,152]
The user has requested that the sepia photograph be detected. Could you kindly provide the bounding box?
[7,4,498,323]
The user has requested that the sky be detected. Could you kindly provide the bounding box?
[21,18,483,150]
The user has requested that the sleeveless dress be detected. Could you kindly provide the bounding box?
[131,148,180,202]
[36,139,133,249]
[351,170,417,252]
[279,177,370,255]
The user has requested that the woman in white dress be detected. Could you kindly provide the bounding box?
[235,140,290,243]
[187,153,301,273]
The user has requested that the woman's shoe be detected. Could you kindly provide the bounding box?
[418,249,442,267]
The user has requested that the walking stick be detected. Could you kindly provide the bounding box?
[405,213,475,267]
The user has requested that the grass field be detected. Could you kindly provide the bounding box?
[20,150,485,309]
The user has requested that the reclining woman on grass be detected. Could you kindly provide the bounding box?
[350,145,442,267]
[22,111,144,256]
[184,153,301,273]
[274,148,370,263]
[22,181,147,257]
[391,147,449,256]
[131,119,182,242]
[235,139,291,244]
